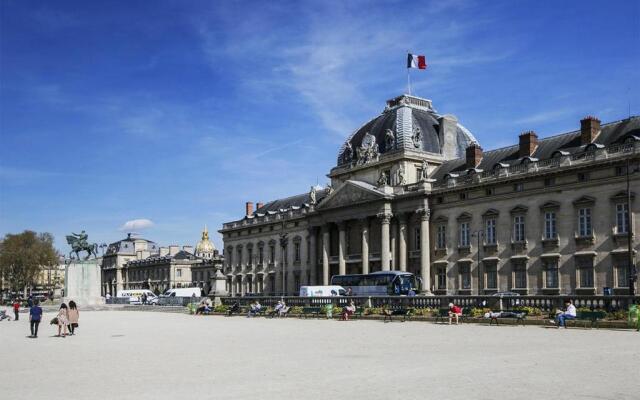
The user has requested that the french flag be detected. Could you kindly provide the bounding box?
[407,53,427,69]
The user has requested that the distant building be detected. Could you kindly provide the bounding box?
[220,94,639,296]
[102,228,223,295]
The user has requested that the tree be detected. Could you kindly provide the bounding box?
[0,230,58,295]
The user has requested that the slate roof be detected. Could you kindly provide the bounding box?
[431,116,640,181]
[253,188,330,215]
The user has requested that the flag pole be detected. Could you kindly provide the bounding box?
[406,50,412,95]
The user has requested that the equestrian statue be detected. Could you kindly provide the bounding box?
[66,230,98,260]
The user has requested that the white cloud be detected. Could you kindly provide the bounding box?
[119,219,154,231]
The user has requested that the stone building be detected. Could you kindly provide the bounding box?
[102,228,223,295]
[220,94,639,296]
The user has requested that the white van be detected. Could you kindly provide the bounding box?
[160,287,202,298]
[299,286,346,297]
[116,289,158,305]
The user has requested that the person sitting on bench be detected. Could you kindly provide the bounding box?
[278,301,290,318]
[342,301,356,321]
[448,303,462,325]
[554,300,576,328]
[227,301,241,316]
[247,301,262,317]
[195,297,212,315]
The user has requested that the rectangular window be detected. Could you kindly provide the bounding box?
[294,242,301,262]
[237,249,242,267]
[616,203,629,234]
[437,267,447,290]
[544,177,555,187]
[513,262,527,289]
[258,247,264,264]
[544,211,557,240]
[578,208,592,237]
[269,245,275,263]
[176,269,182,278]
[248,249,253,266]
[436,225,446,249]
[544,260,559,288]
[577,257,594,288]
[485,264,497,289]
[459,192,467,200]
[414,227,421,250]
[617,263,629,288]
[485,218,496,245]
[485,187,494,196]
[513,215,525,242]
[459,222,470,247]
[577,172,589,182]
[459,264,471,290]
[514,183,524,192]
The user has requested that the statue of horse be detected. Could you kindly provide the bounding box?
[66,234,99,260]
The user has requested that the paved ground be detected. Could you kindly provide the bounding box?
[1,310,638,400]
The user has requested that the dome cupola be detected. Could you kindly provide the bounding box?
[195,225,216,260]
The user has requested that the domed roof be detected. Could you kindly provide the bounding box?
[336,94,477,166]
[195,225,216,255]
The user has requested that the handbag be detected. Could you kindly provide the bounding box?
[50,317,59,325]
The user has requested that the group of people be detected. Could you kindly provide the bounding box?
[52,301,80,337]
[194,297,213,315]
[445,299,578,327]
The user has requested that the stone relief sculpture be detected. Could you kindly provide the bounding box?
[384,128,395,151]
[326,182,334,195]
[412,125,422,149]
[309,185,317,205]
[377,171,388,187]
[356,132,380,166]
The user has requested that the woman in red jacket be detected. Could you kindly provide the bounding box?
[448,302,462,325]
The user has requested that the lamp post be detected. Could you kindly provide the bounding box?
[472,230,483,296]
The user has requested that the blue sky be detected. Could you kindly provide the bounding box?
[1,0,639,254]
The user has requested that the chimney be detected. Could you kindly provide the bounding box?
[580,116,601,145]
[465,144,483,168]
[245,201,254,216]
[182,245,194,254]
[519,131,538,158]
[169,245,179,256]
[256,202,264,211]
[159,247,169,257]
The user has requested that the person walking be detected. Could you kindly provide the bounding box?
[67,301,79,335]
[12,298,20,321]
[56,303,69,337]
[29,299,43,338]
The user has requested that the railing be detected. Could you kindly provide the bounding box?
[106,297,130,305]
[157,296,202,306]
[219,295,639,311]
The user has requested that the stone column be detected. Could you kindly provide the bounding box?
[116,267,123,292]
[338,222,347,275]
[379,212,392,271]
[361,218,369,274]
[309,228,317,285]
[398,214,408,272]
[419,209,432,294]
[391,219,397,270]
[322,225,330,285]
[274,241,283,294]
[240,275,246,296]
[287,239,296,294]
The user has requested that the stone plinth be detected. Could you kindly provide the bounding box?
[64,259,104,306]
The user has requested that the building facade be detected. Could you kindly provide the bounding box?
[220,94,639,296]
[102,229,223,295]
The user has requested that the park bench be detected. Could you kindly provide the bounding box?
[267,306,291,318]
[551,311,607,329]
[226,305,244,316]
[352,307,364,319]
[383,306,412,322]
[434,307,472,324]
[489,310,528,326]
[300,306,323,319]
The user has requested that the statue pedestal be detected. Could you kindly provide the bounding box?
[64,259,104,306]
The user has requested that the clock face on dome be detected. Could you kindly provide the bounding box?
[362,132,375,148]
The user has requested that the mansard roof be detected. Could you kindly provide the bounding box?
[253,188,330,215]
[431,116,640,181]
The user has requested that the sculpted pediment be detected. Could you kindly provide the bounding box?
[317,181,385,210]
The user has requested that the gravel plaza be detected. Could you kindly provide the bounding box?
[2,310,639,400]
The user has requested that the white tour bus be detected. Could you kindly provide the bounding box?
[116,289,158,305]
[299,286,346,297]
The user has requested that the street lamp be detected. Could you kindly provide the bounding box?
[472,230,483,296]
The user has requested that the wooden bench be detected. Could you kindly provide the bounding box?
[489,310,528,326]
[435,308,471,324]
[300,306,323,319]
[554,311,606,328]
[383,307,412,322]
